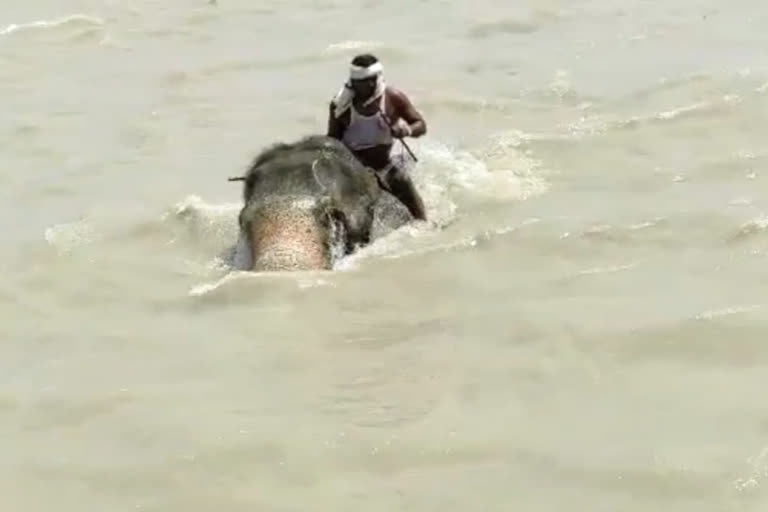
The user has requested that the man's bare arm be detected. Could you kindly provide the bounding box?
[391,89,427,137]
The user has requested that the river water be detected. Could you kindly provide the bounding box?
[3,1,768,511]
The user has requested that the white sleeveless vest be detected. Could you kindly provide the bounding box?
[341,94,393,151]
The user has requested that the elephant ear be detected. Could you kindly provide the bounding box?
[311,150,382,210]
[310,156,342,198]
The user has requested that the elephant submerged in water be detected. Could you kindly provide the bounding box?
[233,135,413,271]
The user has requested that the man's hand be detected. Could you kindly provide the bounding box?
[390,122,412,139]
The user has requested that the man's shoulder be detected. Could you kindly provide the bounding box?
[385,85,414,109]
[385,85,408,101]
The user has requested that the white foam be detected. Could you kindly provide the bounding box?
[333,223,431,271]
[188,271,248,297]
[629,218,665,231]
[0,14,103,37]
[44,220,98,255]
[479,132,551,199]
[188,268,335,298]
[562,100,723,139]
[738,215,768,235]
[549,69,575,100]
[412,136,548,210]
[164,195,241,245]
[695,304,762,321]
[575,263,637,277]
[656,101,711,120]
[734,445,768,493]
[171,194,240,219]
[324,40,384,54]
[728,197,753,207]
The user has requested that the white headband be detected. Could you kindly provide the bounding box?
[349,61,383,80]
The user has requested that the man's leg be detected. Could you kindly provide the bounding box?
[382,165,427,221]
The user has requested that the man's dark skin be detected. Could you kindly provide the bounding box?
[326,76,428,220]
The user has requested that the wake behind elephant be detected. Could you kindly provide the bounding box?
[235,135,412,272]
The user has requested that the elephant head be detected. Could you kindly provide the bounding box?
[236,135,387,272]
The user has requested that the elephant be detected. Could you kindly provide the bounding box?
[233,134,413,271]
